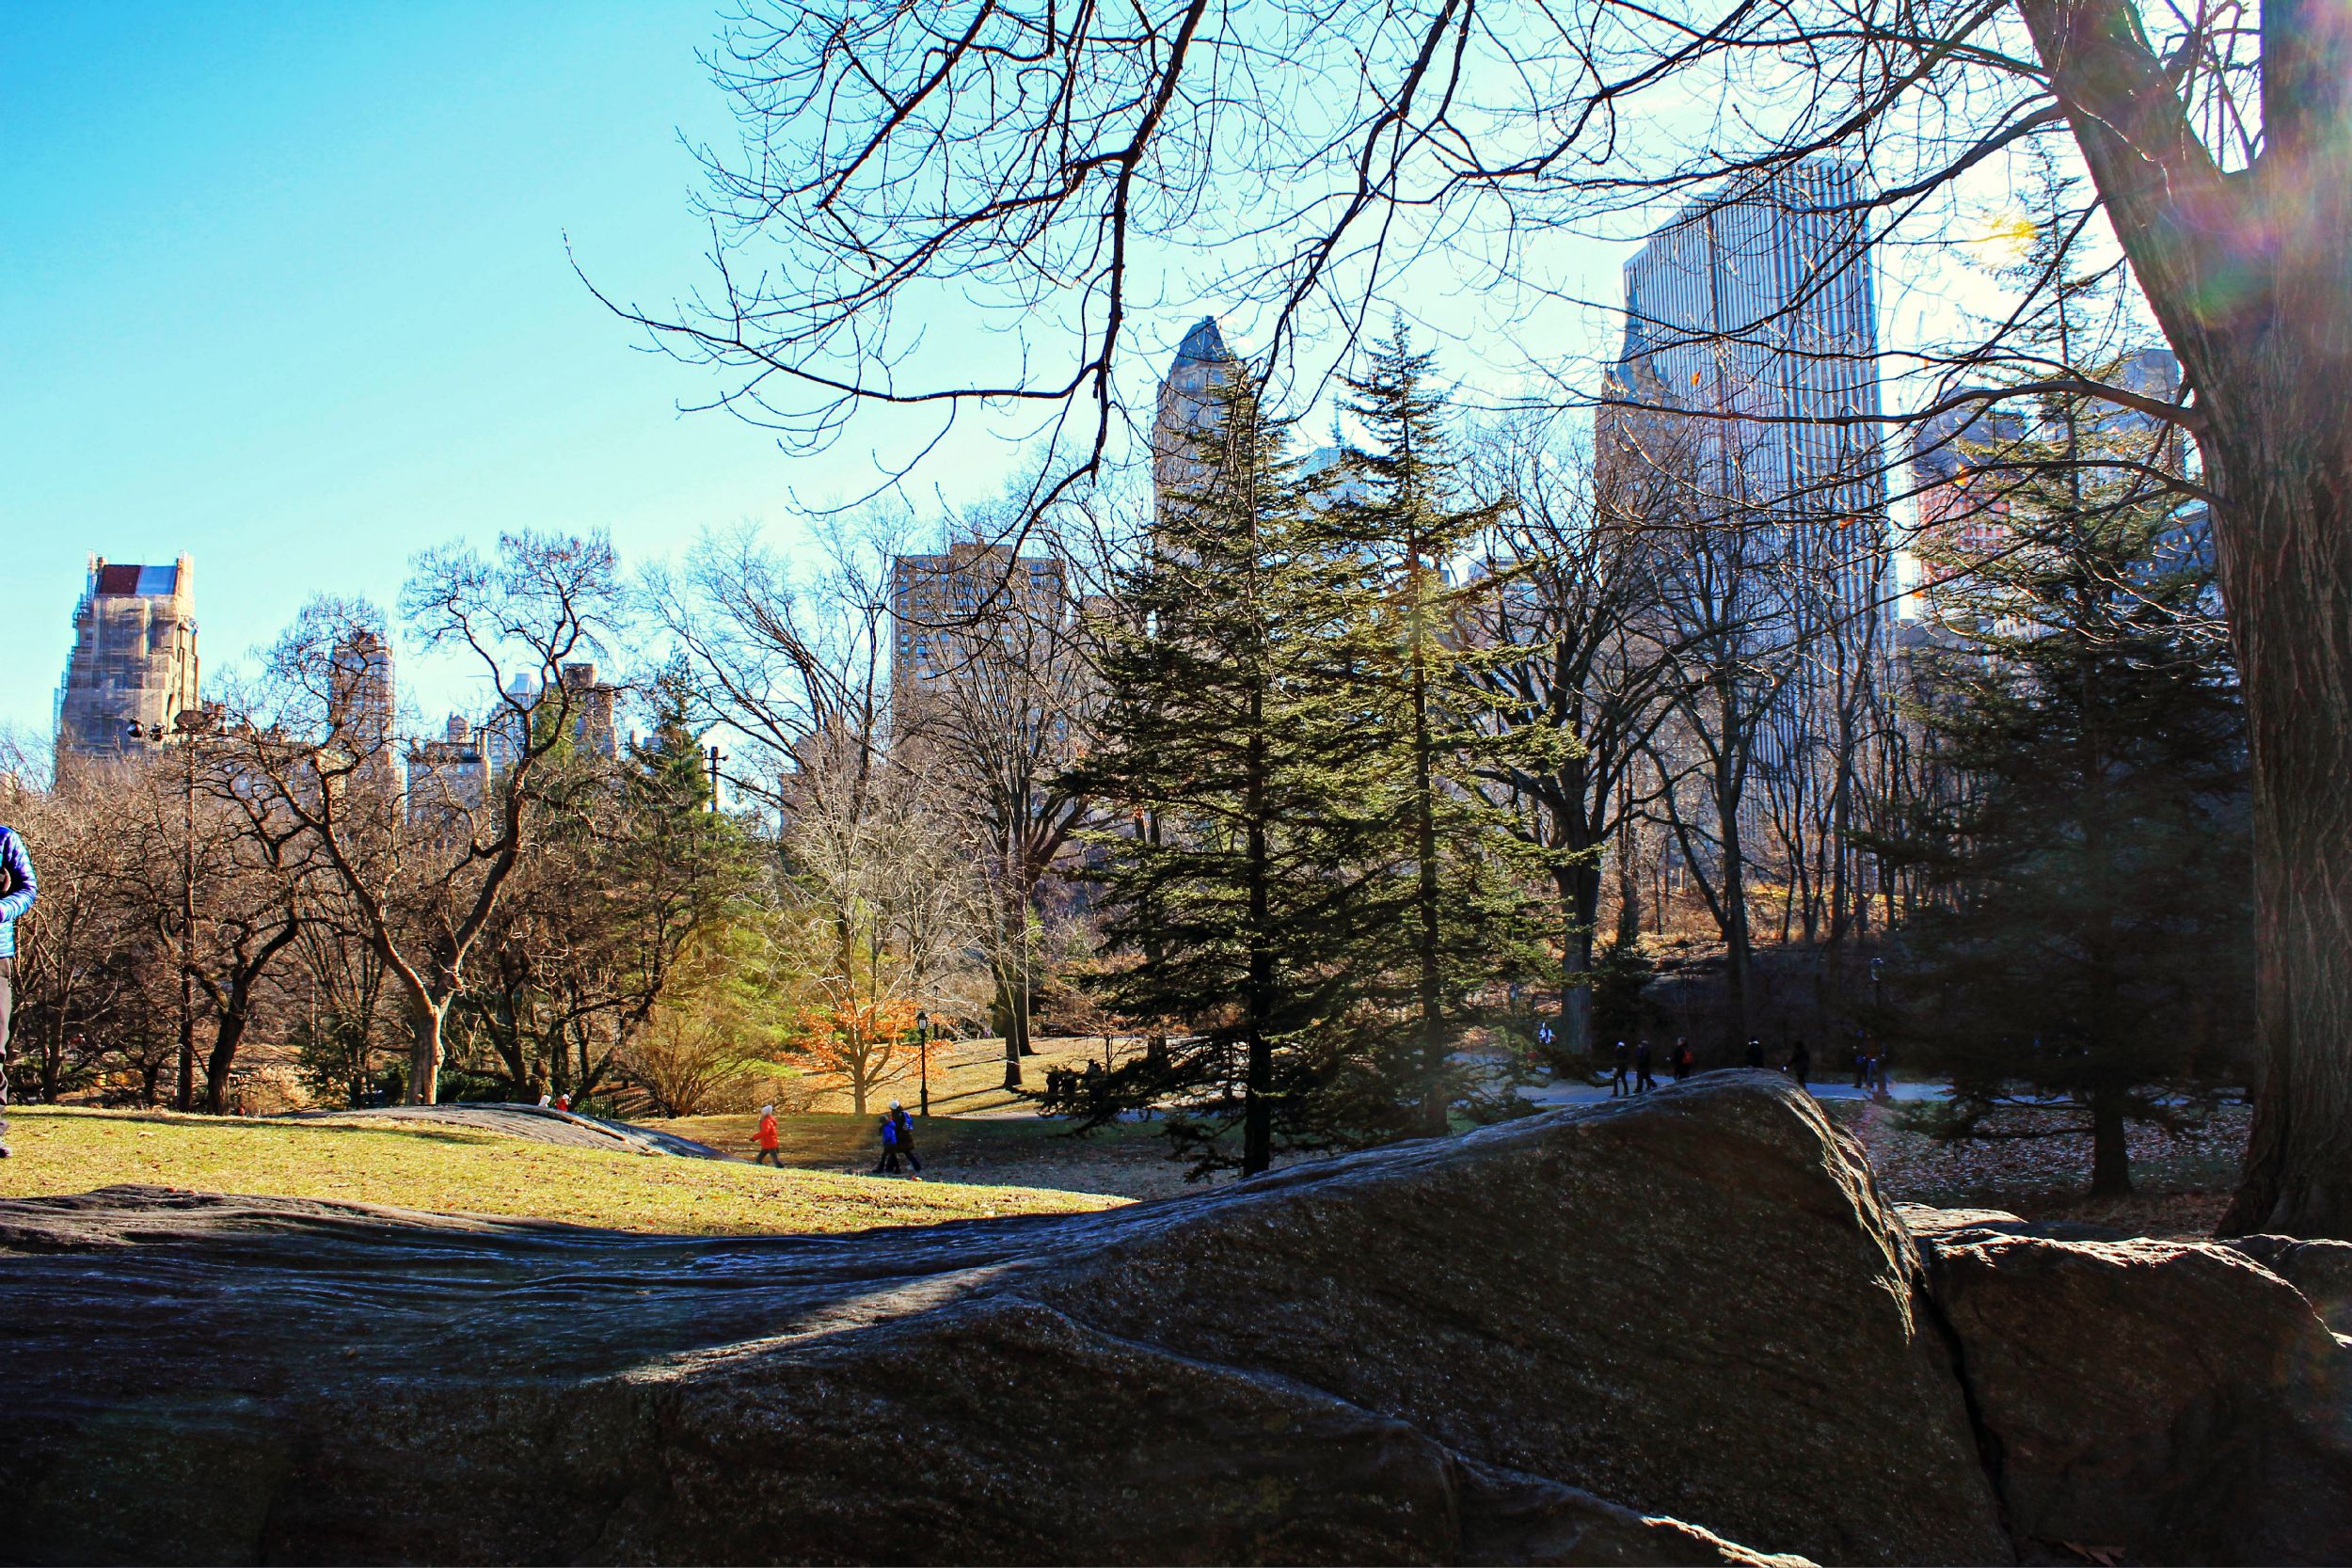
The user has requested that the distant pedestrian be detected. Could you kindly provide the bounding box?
[1673,1039,1694,1081]
[553,1092,571,1113]
[536,1089,551,1108]
[1611,1039,1631,1098]
[0,819,34,1160]
[888,1101,923,1176]
[1875,1045,1896,1100]
[1744,1037,1765,1069]
[1788,1037,1811,1089]
[754,1103,784,1166]
[873,1109,902,1175]
[1634,1039,1657,1093]
[1863,1049,1882,1093]
[1853,1045,1867,1089]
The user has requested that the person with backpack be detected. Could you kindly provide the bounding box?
[1610,1039,1631,1098]
[754,1103,783,1166]
[873,1108,901,1176]
[887,1100,923,1176]
[0,819,35,1161]
[1634,1039,1658,1093]
[1673,1039,1694,1082]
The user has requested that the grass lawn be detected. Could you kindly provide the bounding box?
[649,1107,1213,1200]
[0,1107,1125,1236]
[791,1032,1138,1117]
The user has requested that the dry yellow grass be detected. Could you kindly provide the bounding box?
[793,1032,1137,1117]
[0,1107,1125,1236]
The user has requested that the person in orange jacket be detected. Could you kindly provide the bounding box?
[754,1103,784,1166]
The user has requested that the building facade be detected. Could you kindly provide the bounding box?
[1602,159,1890,747]
[56,554,201,766]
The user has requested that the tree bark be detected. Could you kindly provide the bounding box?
[406,995,446,1106]
[2214,458,2352,1234]
[2090,1090,2133,1198]
[2014,0,2352,1237]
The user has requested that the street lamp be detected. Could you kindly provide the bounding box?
[166,707,214,1112]
[915,1009,931,1117]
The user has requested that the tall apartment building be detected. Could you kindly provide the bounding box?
[1605,159,1887,588]
[1152,317,1236,515]
[327,628,397,784]
[56,554,201,766]
[1910,397,2030,604]
[480,664,620,775]
[890,542,1070,727]
[1602,161,1890,764]
[407,714,489,819]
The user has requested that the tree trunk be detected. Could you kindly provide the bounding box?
[405,996,446,1106]
[2090,1090,2133,1197]
[2216,465,2352,1235]
[202,1008,252,1116]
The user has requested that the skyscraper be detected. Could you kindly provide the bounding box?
[890,541,1071,730]
[327,628,396,784]
[1601,159,1891,860]
[56,553,200,766]
[1152,316,1236,518]
[1606,157,1887,589]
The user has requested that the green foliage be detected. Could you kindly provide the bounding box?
[1067,364,1401,1175]
[1876,379,2248,1193]
[1332,325,1549,1125]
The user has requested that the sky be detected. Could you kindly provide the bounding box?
[2,3,2026,752]
[0,1,965,742]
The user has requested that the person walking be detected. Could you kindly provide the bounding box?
[872,1108,902,1176]
[1853,1043,1868,1090]
[1744,1037,1765,1069]
[1634,1039,1657,1093]
[887,1100,923,1176]
[553,1091,571,1114]
[0,820,35,1160]
[1611,1039,1631,1098]
[1673,1039,1694,1081]
[1874,1044,1896,1101]
[754,1103,784,1166]
[1788,1037,1812,1089]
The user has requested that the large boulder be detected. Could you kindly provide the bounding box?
[1919,1230,2352,1565]
[2226,1234,2352,1338]
[0,1076,2008,1566]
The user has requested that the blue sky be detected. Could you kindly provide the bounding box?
[2,4,1993,747]
[0,1,943,738]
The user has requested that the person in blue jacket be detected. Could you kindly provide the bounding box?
[0,821,37,1159]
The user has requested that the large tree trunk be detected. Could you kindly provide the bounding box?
[2015,0,2352,1237]
[2214,459,2352,1235]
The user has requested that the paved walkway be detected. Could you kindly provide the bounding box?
[1520,1070,1946,1111]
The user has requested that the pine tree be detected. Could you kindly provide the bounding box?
[1065,366,1392,1176]
[1880,380,2249,1196]
[628,661,715,816]
[1335,325,1545,1132]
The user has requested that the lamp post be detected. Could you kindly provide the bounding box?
[157,708,214,1111]
[915,1009,930,1117]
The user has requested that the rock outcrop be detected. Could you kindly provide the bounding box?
[0,1076,2006,1567]
[1917,1227,2352,1565]
[2226,1234,2352,1338]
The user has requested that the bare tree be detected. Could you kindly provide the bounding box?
[225,536,623,1106]
[1464,419,1679,1061]
[623,0,2352,1233]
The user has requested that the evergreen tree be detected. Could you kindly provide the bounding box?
[1065,367,1392,1176]
[1334,325,1545,1132]
[628,661,715,815]
[1879,379,2249,1196]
